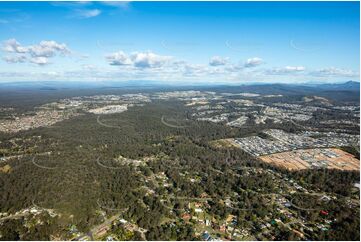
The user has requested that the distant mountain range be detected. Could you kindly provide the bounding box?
[311,81,360,91]
[0,80,359,91]
[0,80,358,105]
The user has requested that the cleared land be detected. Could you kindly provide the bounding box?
[209,138,241,149]
[260,148,360,171]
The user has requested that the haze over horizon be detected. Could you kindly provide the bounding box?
[0,1,359,84]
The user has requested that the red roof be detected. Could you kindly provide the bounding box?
[181,213,191,220]
[320,210,329,215]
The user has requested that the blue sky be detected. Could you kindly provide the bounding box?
[0,1,359,84]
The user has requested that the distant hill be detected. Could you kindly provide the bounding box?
[313,81,360,91]
[0,80,359,105]
[198,81,360,103]
[0,80,359,91]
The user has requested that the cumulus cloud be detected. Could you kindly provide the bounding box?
[209,56,228,66]
[30,57,49,66]
[2,41,357,83]
[130,51,172,68]
[106,50,172,68]
[2,39,28,53]
[2,39,71,66]
[181,64,209,77]
[29,40,70,57]
[106,51,132,66]
[0,63,357,84]
[3,55,27,63]
[244,57,263,67]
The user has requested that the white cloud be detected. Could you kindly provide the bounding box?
[2,39,71,66]
[209,56,228,66]
[2,39,28,53]
[311,67,358,77]
[1,41,357,83]
[81,64,98,71]
[54,2,129,20]
[106,50,172,68]
[101,1,130,9]
[3,55,27,63]
[266,66,306,75]
[244,57,263,67]
[29,40,70,57]
[211,56,264,70]
[224,64,243,72]
[285,66,305,71]
[74,9,102,18]
[51,2,102,18]
[0,63,357,84]
[182,64,209,77]
[106,51,132,66]
[30,57,49,65]
[130,51,172,68]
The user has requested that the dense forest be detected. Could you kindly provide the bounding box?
[0,86,359,240]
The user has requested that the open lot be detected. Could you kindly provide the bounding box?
[260,148,360,171]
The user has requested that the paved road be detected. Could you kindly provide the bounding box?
[161,115,188,128]
[0,212,30,222]
[74,213,122,241]
[97,116,120,129]
[31,157,57,170]
[96,157,124,170]
[167,195,212,202]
